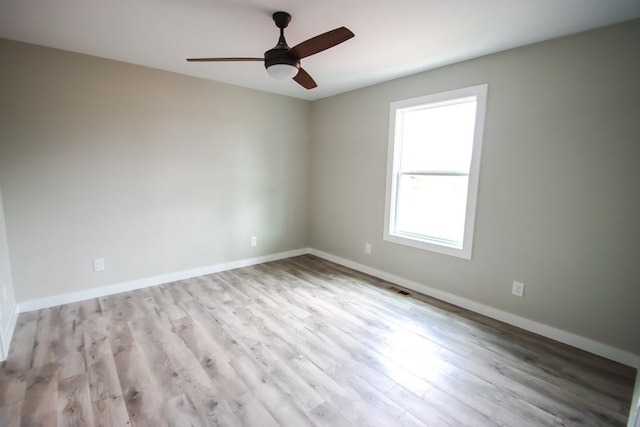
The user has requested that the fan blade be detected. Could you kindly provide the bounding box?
[290,27,354,59]
[293,68,317,89]
[186,57,263,62]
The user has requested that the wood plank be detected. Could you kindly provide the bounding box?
[306,402,353,427]
[0,367,27,407]
[0,254,633,426]
[110,334,167,427]
[230,392,280,427]
[164,280,194,305]
[83,317,122,402]
[31,307,62,369]
[128,315,227,424]
[57,373,94,427]
[148,285,188,321]
[438,347,620,426]
[2,316,38,373]
[0,401,22,427]
[20,363,58,426]
[57,317,86,380]
[99,293,147,325]
[172,316,249,399]
[229,354,315,426]
[121,387,169,427]
[91,394,131,427]
[287,354,400,427]
[164,393,207,426]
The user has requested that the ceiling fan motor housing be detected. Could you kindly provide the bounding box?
[264,48,300,70]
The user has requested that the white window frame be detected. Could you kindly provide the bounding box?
[384,84,488,259]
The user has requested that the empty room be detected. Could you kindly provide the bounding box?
[1,1,639,426]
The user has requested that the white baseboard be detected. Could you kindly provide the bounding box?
[0,303,18,361]
[17,248,310,314]
[309,249,640,368]
[10,246,639,368]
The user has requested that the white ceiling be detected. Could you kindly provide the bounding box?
[2,0,640,100]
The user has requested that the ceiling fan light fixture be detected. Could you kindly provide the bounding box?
[266,63,299,80]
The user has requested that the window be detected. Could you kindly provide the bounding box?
[384,84,487,259]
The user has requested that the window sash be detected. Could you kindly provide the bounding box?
[384,84,488,259]
[393,173,469,248]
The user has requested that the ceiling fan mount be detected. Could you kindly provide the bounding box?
[187,11,354,90]
[272,11,292,30]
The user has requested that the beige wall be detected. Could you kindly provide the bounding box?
[309,20,640,355]
[0,39,310,302]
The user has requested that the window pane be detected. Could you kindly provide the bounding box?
[395,174,469,247]
[385,84,487,259]
[399,100,477,173]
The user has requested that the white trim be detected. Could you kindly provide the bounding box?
[0,302,18,361]
[10,246,639,368]
[384,84,488,260]
[309,248,640,368]
[17,248,310,314]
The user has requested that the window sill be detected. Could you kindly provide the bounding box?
[383,232,472,259]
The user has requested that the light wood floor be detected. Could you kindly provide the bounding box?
[0,255,635,426]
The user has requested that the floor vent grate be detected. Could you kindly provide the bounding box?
[389,286,411,296]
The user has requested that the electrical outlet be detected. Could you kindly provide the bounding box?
[250,236,257,247]
[512,281,525,297]
[93,258,105,272]
[364,243,371,254]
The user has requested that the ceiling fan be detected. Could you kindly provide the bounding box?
[187,11,354,90]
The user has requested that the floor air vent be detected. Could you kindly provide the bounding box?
[389,286,411,296]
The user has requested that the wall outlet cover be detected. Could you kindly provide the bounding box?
[93,258,105,272]
[512,281,525,297]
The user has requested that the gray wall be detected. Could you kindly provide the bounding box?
[0,39,310,302]
[309,20,640,355]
